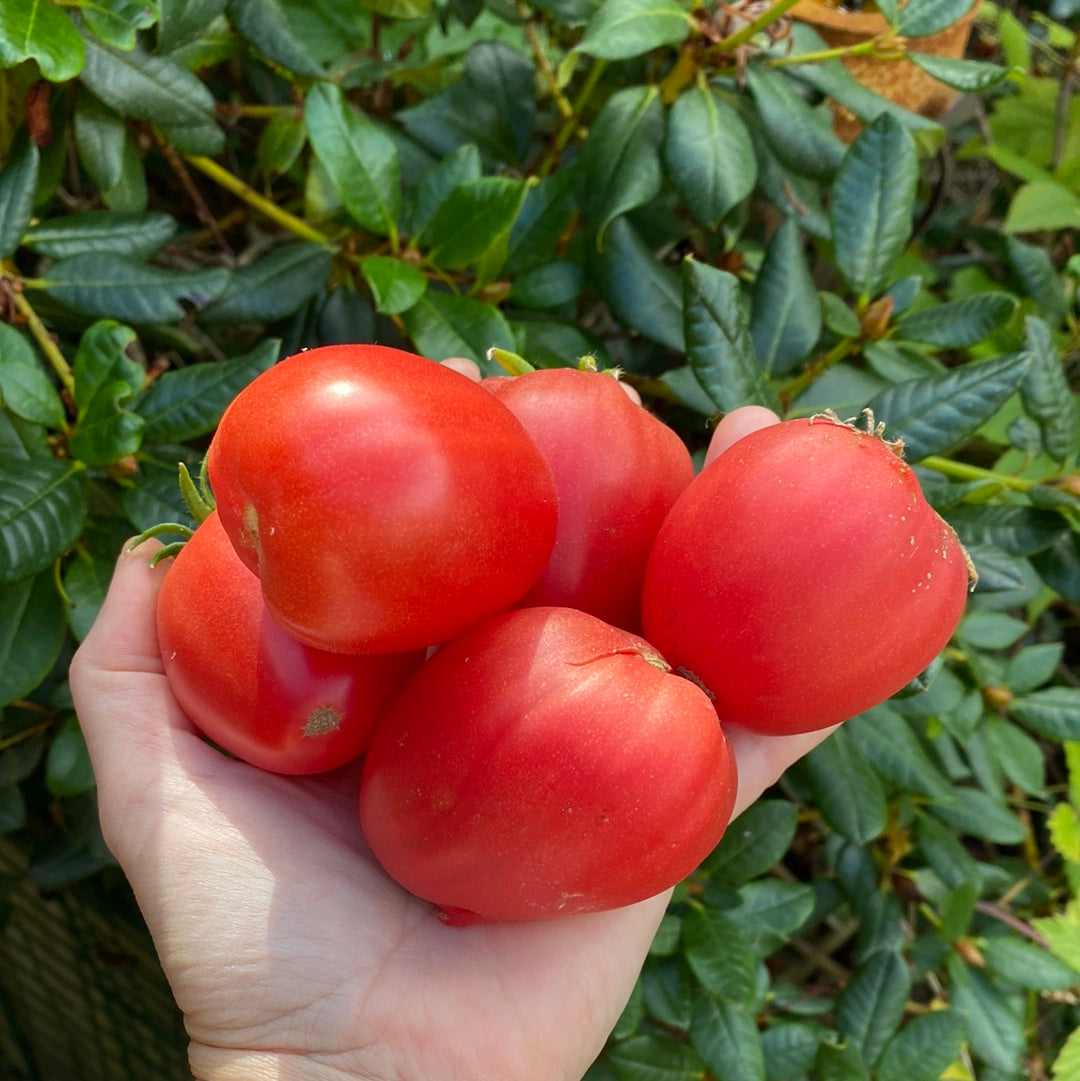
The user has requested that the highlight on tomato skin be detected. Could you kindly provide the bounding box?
[205,343,560,656]
[641,412,976,737]
[156,510,424,775]
[358,605,738,925]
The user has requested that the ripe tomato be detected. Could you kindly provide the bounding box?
[359,606,736,924]
[206,344,559,654]
[485,367,694,632]
[156,511,423,774]
[641,414,975,736]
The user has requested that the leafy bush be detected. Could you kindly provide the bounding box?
[1,0,1079,1077]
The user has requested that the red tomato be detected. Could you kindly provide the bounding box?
[206,344,559,654]
[156,511,423,774]
[641,414,975,736]
[359,606,737,924]
[485,368,694,632]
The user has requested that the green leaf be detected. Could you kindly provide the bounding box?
[683,259,774,413]
[1020,316,1078,464]
[73,87,127,193]
[462,41,536,164]
[894,293,1017,347]
[23,210,178,259]
[256,111,307,179]
[305,81,400,240]
[120,451,198,532]
[136,339,278,444]
[830,113,918,300]
[1005,642,1063,694]
[814,1037,870,1081]
[576,0,692,60]
[821,292,862,338]
[409,143,482,243]
[835,951,912,1065]
[875,1009,966,1081]
[1004,180,1080,234]
[0,324,66,430]
[681,906,758,1005]
[69,321,145,467]
[1007,236,1068,327]
[958,610,1029,650]
[844,707,954,803]
[987,715,1047,798]
[81,0,160,51]
[226,0,325,76]
[607,1033,705,1081]
[0,138,38,259]
[706,800,798,886]
[45,715,96,797]
[641,959,694,1031]
[689,997,765,1081]
[930,788,1027,846]
[0,460,88,584]
[421,176,529,270]
[947,505,1065,558]
[64,554,113,642]
[664,86,756,229]
[1010,687,1080,741]
[42,254,229,323]
[403,290,514,367]
[864,351,1032,462]
[157,0,227,50]
[908,52,1011,93]
[0,783,27,832]
[745,64,845,182]
[0,571,67,705]
[505,168,575,277]
[802,728,888,843]
[593,217,683,352]
[761,1023,825,1081]
[1053,1027,1080,1081]
[749,218,822,376]
[577,85,664,242]
[361,256,428,315]
[202,243,332,323]
[982,934,1080,991]
[0,0,85,81]
[896,0,977,38]
[721,881,816,956]
[947,954,1025,1073]
[508,261,584,310]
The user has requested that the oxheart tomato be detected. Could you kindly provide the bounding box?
[641,414,975,736]
[359,606,736,925]
[206,344,559,654]
[485,367,694,632]
[156,511,423,774]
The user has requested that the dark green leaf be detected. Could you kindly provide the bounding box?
[361,256,428,315]
[42,254,229,323]
[256,111,308,179]
[947,505,1065,557]
[844,707,954,802]
[947,954,1025,1073]
[1007,236,1067,327]
[749,218,821,375]
[681,906,758,1005]
[1010,687,1080,741]
[1005,642,1063,694]
[803,728,888,843]
[508,261,584,309]
[690,997,765,1081]
[157,117,225,158]
[607,1033,705,1081]
[157,0,227,51]
[0,324,66,430]
[915,811,981,889]
[421,176,529,270]
[1020,316,1078,464]
[830,113,917,300]
[403,291,514,368]
[45,715,96,797]
[683,259,774,412]
[745,65,845,181]
[987,715,1046,797]
[875,1009,966,1081]
[202,244,332,323]
[0,572,67,705]
[0,0,84,81]
[721,881,816,956]
[761,1022,825,1081]
[864,351,1032,462]
[227,0,325,76]
[835,950,911,1065]
[576,0,691,59]
[930,788,1027,845]
[305,82,400,239]
[136,339,278,444]
[665,87,756,229]
[398,82,519,166]
[81,0,159,51]
[908,52,1010,92]
[64,554,114,642]
[0,783,27,832]
[74,87,127,193]
[895,293,1017,347]
[940,880,979,944]
[505,168,576,277]
[958,610,1028,650]
[23,211,178,259]
[896,0,977,37]
[593,217,683,351]
[0,139,38,259]
[821,292,862,338]
[0,460,88,583]
[577,86,664,241]
[409,143,483,243]
[706,800,798,886]
[120,451,198,532]
[981,935,1080,991]
[463,41,536,164]
[814,1037,870,1081]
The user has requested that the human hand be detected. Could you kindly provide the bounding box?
[69,405,833,1081]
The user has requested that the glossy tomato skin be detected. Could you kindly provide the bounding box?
[206,344,559,654]
[485,368,694,633]
[156,511,423,774]
[359,606,737,924]
[641,415,974,736]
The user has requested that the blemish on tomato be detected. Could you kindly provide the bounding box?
[303,706,342,737]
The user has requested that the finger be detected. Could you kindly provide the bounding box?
[440,356,483,382]
[705,405,781,467]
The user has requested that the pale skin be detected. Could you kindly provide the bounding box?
[69,403,834,1081]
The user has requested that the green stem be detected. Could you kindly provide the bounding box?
[919,456,1040,493]
[715,0,803,53]
[9,286,76,401]
[777,337,856,405]
[537,58,608,177]
[184,155,335,248]
[769,36,899,69]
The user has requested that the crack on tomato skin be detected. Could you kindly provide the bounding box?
[242,501,260,553]
[303,706,342,737]
[673,666,716,702]
[568,646,672,672]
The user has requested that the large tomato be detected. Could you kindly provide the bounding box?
[206,344,559,654]
[359,606,737,924]
[156,511,423,774]
[485,367,694,632]
[641,414,975,736]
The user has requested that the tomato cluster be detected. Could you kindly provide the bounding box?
[156,344,974,925]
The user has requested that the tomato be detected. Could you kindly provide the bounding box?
[206,344,559,654]
[156,511,423,774]
[641,414,975,736]
[485,367,694,632]
[359,606,736,924]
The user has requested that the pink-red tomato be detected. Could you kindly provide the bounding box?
[641,414,975,736]
[359,606,736,924]
[206,344,559,654]
[485,367,693,632]
[156,511,423,774]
